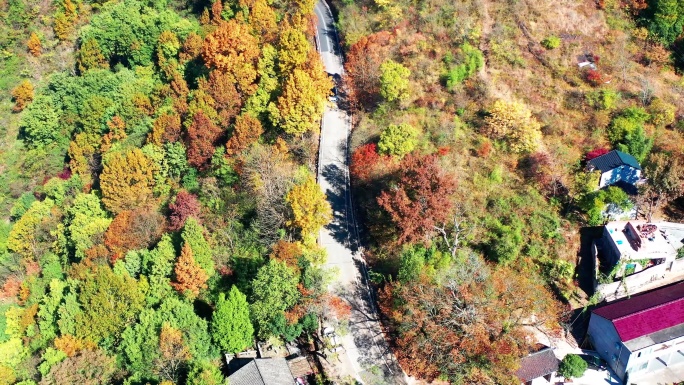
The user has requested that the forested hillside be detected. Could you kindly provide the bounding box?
[3,0,684,383]
[0,0,337,383]
[334,0,684,383]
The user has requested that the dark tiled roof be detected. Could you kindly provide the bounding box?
[287,356,313,378]
[228,358,295,385]
[592,281,684,342]
[516,347,559,382]
[588,150,641,172]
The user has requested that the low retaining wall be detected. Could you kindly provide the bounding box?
[596,259,684,301]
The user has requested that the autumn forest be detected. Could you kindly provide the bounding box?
[2,0,684,383]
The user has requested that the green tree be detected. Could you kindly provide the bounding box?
[19,95,62,148]
[65,193,111,260]
[181,218,214,276]
[156,297,213,361]
[646,0,684,45]
[77,39,108,73]
[444,43,484,90]
[211,286,253,353]
[8,199,54,259]
[379,59,411,102]
[377,123,419,158]
[74,265,145,344]
[119,309,159,378]
[250,260,300,339]
[187,360,224,385]
[558,354,587,378]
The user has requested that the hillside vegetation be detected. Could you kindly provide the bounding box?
[335,0,684,382]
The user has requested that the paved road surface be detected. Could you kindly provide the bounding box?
[314,1,406,383]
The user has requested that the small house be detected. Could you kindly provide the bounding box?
[587,150,641,190]
[587,281,684,382]
[515,345,560,385]
[227,358,297,385]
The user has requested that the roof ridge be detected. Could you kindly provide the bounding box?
[253,359,266,385]
[613,296,684,322]
[526,347,552,357]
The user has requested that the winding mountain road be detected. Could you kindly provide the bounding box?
[314,1,406,383]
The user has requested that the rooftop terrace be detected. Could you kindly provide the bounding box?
[605,221,680,261]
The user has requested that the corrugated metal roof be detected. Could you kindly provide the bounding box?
[592,281,684,342]
[588,150,641,172]
[515,347,559,382]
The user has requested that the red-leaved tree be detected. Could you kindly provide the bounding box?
[585,147,610,161]
[585,69,602,86]
[350,143,380,182]
[186,110,222,170]
[168,190,200,231]
[377,154,457,244]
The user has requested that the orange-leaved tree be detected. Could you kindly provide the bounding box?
[172,243,208,298]
[11,80,33,112]
[100,148,158,214]
[27,32,42,56]
[149,112,182,145]
[344,31,394,109]
[226,113,263,156]
[104,209,165,263]
[155,324,191,383]
[203,19,260,96]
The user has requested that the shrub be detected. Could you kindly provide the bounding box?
[541,35,561,50]
[648,98,676,127]
[378,123,419,158]
[485,99,542,153]
[444,43,484,90]
[586,89,619,110]
[585,147,610,161]
[585,69,602,86]
[558,354,587,378]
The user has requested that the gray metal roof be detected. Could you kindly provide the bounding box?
[228,358,295,385]
[588,150,641,173]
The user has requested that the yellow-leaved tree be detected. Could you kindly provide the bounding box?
[277,25,310,75]
[11,80,33,112]
[484,99,542,153]
[27,32,42,56]
[285,175,332,245]
[277,67,331,136]
[100,149,158,214]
